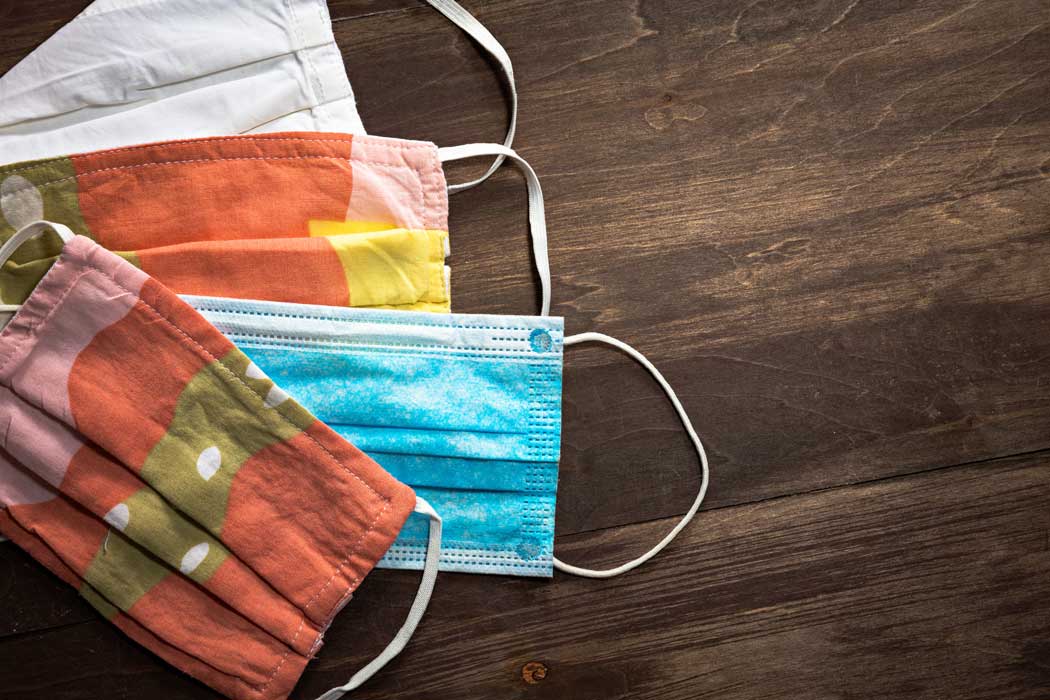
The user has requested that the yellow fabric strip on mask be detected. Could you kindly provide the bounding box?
[308,219,399,236]
[309,220,451,261]
[322,229,450,310]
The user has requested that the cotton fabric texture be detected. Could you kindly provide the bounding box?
[187,294,564,577]
[0,0,364,164]
[0,232,419,700]
[0,132,450,311]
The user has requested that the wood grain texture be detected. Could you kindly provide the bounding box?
[334,0,1050,533]
[1,0,1049,698]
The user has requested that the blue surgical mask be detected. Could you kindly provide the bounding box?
[185,294,710,580]
[185,296,563,576]
[184,147,709,580]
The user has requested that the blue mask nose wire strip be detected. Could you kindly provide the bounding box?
[317,497,442,700]
[427,0,517,194]
[553,333,711,579]
[438,144,551,316]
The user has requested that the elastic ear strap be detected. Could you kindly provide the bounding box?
[437,143,551,316]
[554,332,711,579]
[316,497,442,700]
[0,220,76,313]
[427,0,517,193]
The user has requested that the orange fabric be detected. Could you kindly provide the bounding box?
[135,237,350,306]
[6,494,108,578]
[125,574,314,688]
[62,444,144,511]
[0,240,418,700]
[72,133,355,249]
[61,441,312,651]
[67,296,214,471]
[223,424,416,623]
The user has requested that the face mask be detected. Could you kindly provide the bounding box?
[189,297,563,576]
[184,149,704,579]
[0,0,517,192]
[0,131,455,310]
[0,221,442,700]
[0,135,550,314]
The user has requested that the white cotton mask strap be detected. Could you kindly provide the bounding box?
[437,144,551,317]
[554,333,711,579]
[316,497,442,700]
[0,220,76,314]
[427,0,517,193]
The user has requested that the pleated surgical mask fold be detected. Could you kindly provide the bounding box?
[186,295,564,577]
[186,295,714,581]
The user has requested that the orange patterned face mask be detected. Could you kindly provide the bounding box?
[0,222,442,700]
[0,132,451,312]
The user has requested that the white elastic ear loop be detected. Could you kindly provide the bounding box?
[437,144,551,317]
[426,0,517,193]
[553,333,711,579]
[316,497,442,700]
[0,220,76,314]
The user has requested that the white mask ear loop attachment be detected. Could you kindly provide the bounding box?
[0,220,77,314]
[426,0,517,193]
[437,144,551,317]
[554,333,711,579]
[316,497,442,700]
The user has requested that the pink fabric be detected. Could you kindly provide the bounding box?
[0,236,147,425]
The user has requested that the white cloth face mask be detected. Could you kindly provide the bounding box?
[0,0,517,190]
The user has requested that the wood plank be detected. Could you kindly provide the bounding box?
[2,450,1048,699]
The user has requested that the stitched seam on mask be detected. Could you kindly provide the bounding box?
[228,342,555,366]
[187,304,562,334]
[311,1,332,104]
[0,265,90,377]
[257,504,388,694]
[382,547,551,569]
[386,538,553,555]
[0,136,437,178]
[0,157,432,236]
[383,555,548,570]
[286,0,325,104]
[220,331,541,354]
[0,157,415,196]
[423,143,444,230]
[0,261,395,694]
[527,368,562,464]
[109,276,393,695]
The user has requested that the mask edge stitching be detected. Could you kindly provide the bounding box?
[0,261,399,695]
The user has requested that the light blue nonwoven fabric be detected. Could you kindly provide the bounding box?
[184,295,563,577]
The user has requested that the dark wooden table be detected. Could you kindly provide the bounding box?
[3,1,1050,698]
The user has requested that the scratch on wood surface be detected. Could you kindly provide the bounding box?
[846,67,1050,191]
[526,0,657,85]
[838,22,1048,151]
[704,0,765,62]
[820,0,862,34]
